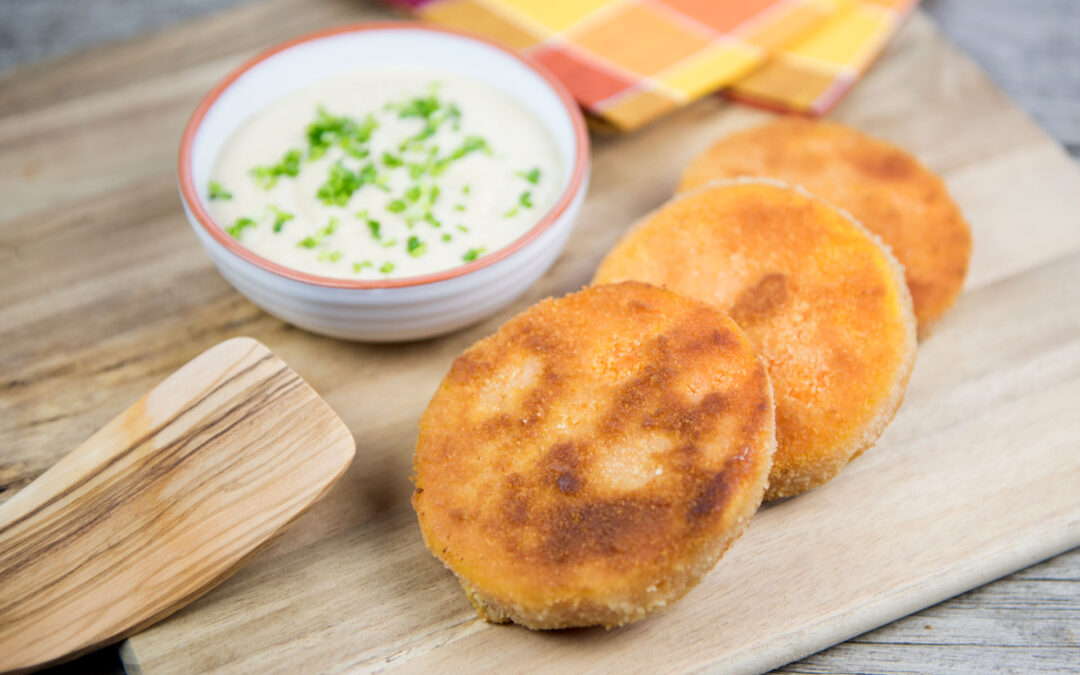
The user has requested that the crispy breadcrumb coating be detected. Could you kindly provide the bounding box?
[679,119,970,337]
[413,282,775,628]
[596,180,916,500]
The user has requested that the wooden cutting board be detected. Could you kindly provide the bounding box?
[1,1,1078,673]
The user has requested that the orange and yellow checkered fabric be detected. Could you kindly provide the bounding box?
[731,0,918,114]
[388,0,917,130]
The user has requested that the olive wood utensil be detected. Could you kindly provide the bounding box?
[0,337,355,673]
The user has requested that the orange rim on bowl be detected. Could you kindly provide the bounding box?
[178,21,590,290]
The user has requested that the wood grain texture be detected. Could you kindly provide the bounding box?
[0,338,355,672]
[0,0,248,70]
[778,551,1080,674]
[122,248,1080,674]
[0,0,1078,673]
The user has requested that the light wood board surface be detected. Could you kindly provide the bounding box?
[1,1,1078,672]
[0,338,354,672]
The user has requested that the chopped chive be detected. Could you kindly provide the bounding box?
[270,206,294,233]
[462,185,470,194]
[430,158,451,177]
[454,203,466,212]
[393,94,440,120]
[382,238,398,248]
[297,217,338,248]
[389,90,464,152]
[379,261,395,274]
[307,107,378,160]
[251,149,302,189]
[387,199,407,213]
[456,224,469,233]
[358,163,378,184]
[407,235,427,257]
[518,167,541,184]
[353,261,373,273]
[441,233,452,242]
[450,136,490,160]
[367,219,381,240]
[428,184,440,204]
[405,185,422,202]
[520,191,533,208]
[503,207,519,218]
[225,217,255,238]
[463,247,486,262]
[208,181,232,200]
[423,212,441,228]
[382,152,404,168]
[316,161,361,206]
[317,249,343,263]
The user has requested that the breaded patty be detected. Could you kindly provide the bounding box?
[595,180,917,500]
[413,282,775,629]
[679,119,971,337]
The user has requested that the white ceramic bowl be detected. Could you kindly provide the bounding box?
[179,22,589,342]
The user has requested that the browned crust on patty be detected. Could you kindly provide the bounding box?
[679,118,971,338]
[412,282,776,628]
[595,179,917,500]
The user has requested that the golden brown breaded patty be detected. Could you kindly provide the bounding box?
[679,119,971,337]
[595,180,917,500]
[413,282,775,629]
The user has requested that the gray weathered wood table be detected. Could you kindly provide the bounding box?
[1,0,1076,672]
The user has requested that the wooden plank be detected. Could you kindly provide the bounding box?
[0,338,354,672]
[0,0,375,223]
[778,549,1080,674]
[120,246,1080,674]
[0,0,1078,672]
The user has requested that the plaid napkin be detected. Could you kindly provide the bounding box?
[388,0,916,131]
[730,0,918,115]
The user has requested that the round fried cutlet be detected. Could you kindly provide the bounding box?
[412,282,775,629]
[595,180,917,500]
[678,119,971,337]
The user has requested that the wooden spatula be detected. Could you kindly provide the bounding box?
[0,337,355,673]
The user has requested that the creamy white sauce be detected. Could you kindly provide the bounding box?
[207,67,563,279]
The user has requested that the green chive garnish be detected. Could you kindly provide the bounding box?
[298,217,338,248]
[209,181,232,200]
[462,247,486,262]
[251,149,302,189]
[407,236,427,257]
[270,206,293,233]
[226,217,255,238]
